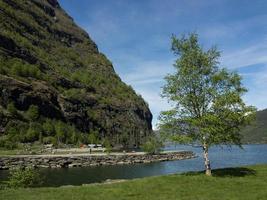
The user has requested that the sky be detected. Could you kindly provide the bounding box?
[59,0,267,129]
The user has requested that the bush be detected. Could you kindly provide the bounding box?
[0,139,17,150]
[42,136,57,145]
[141,136,164,155]
[26,123,42,142]
[87,130,99,144]
[6,167,43,188]
[10,60,42,79]
[42,119,55,136]
[55,121,67,143]
[7,102,17,116]
[103,138,112,153]
[26,105,39,121]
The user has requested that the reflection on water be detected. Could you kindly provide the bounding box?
[0,144,267,186]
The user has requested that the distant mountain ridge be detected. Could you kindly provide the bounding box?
[241,109,267,144]
[0,0,152,147]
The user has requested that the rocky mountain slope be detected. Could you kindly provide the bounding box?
[241,109,267,144]
[0,0,152,147]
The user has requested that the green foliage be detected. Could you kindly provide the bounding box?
[11,63,41,79]
[170,134,193,144]
[0,138,18,150]
[0,117,83,146]
[42,136,57,146]
[0,58,42,79]
[1,165,267,199]
[26,105,39,121]
[241,109,267,144]
[159,33,256,147]
[0,0,151,149]
[63,88,87,100]
[55,121,67,143]
[67,125,79,144]
[103,138,112,153]
[4,121,29,143]
[141,136,163,155]
[26,123,42,142]
[7,102,17,116]
[5,167,43,188]
[120,132,129,148]
[42,119,55,136]
[87,130,99,144]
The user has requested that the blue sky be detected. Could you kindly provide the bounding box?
[59,0,267,128]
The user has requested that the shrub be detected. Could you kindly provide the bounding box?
[120,132,129,148]
[7,102,17,116]
[64,125,78,144]
[141,136,164,155]
[6,167,43,188]
[87,130,99,144]
[26,105,39,121]
[55,121,68,143]
[103,138,112,153]
[26,123,42,142]
[5,121,29,143]
[42,119,55,136]
[0,139,17,150]
[10,60,42,79]
[42,136,57,146]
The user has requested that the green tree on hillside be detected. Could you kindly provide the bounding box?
[42,119,55,136]
[159,33,256,176]
[7,102,17,116]
[26,105,39,121]
[26,123,41,142]
[55,122,66,144]
[87,130,99,144]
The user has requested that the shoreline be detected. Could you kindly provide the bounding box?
[0,150,184,158]
[1,164,267,200]
[0,150,196,170]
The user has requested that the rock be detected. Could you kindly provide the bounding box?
[68,163,82,168]
[0,0,152,148]
[0,151,196,169]
[47,0,60,8]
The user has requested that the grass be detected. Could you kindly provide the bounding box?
[0,144,44,155]
[1,165,267,200]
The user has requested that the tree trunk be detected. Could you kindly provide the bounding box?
[203,143,212,176]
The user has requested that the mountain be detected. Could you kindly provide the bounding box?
[241,109,267,144]
[0,0,152,147]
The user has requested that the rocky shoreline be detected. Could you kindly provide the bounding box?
[0,151,195,169]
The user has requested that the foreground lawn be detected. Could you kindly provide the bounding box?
[1,165,267,200]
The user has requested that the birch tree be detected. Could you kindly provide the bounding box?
[159,33,255,176]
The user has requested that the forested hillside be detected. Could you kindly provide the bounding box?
[241,109,267,144]
[0,0,152,148]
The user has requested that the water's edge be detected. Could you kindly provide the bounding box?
[0,151,195,169]
[1,144,267,187]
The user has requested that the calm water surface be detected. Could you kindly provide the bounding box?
[1,144,267,186]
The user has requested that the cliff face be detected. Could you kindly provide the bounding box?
[0,0,152,147]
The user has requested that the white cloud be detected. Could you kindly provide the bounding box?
[134,87,172,129]
[116,59,175,129]
[79,3,267,128]
[200,14,267,41]
[199,15,267,69]
[221,42,267,69]
[241,65,267,110]
[118,44,267,129]
[122,59,174,85]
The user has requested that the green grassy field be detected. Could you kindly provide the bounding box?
[1,165,267,200]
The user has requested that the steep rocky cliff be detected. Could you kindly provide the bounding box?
[0,0,152,147]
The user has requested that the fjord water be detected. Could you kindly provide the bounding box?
[1,144,267,186]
